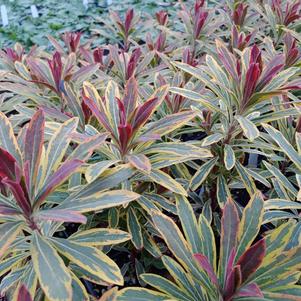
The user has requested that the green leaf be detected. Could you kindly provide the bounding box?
[143,169,187,196]
[236,192,264,259]
[262,67,299,92]
[262,124,301,171]
[50,237,123,285]
[152,210,193,269]
[201,133,224,147]
[70,272,89,301]
[172,61,203,81]
[62,83,85,130]
[105,80,120,138]
[144,142,212,159]
[0,253,29,278]
[141,274,192,301]
[127,207,143,250]
[143,111,196,137]
[198,215,217,271]
[190,158,218,190]
[31,232,72,301]
[217,175,231,208]
[152,211,211,291]
[117,288,170,301]
[69,133,108,161]
[236,116,259,142]
[42,117,78,184]
[0,222,23,258]
[224,144,235,170]
[235,162,257,195]
[57,190,139,212]
[264,199,301,210]
[176,195,202,254]
[85,160,119,183]
[0,112,22,166]
[161,256,203,300]
[206,55,230,87]
[263,161,298,196]
[169,87,222,113]
[64,164,135,200]
[99,287,119,301]
[19,263,37,299]
[69,228,131,246]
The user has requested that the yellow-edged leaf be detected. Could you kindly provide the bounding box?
[31,232,72,301]
[50,237,123,285]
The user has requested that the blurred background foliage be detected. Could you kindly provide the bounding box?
[0,0,178,48]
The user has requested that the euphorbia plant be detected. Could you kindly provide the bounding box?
[171,39,301,207]
[255,0,301,44]
[95,8,138,51]
[27,51,97,99]
[118,192,301,301]
[0,48,99,120]
[28,51,72,97]
[48,32,83,55]
[0,110,138,300]
[177,0,219,56]
[0,43,26,71]
[82,77,211,191]
[107,45,157,86]
[82,77,212,251]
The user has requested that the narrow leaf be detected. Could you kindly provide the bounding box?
[0,112,22,166]
[70,228,131,246]
[31,231,72,301]
[35,159,83,205]
[127,154,151,173]
[224,145,235,171]
[50,237,123,285]
[0,222,22,258]
[236,116,259,142]
[24,109,45,197]
[262,124,301,171]
[34,209,87,224]
[57,190,139,212]
[218,198,239,287]
[236,192,264,259]
[190,158,218,190]
[237,239,266,282]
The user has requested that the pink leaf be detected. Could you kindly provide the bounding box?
[83,94,113,135]
[0,205,21,216]
[224,265,242,301]
[236,283,263,298]
[118,124,133,155]
[124,76,138,118]
[17,285,32,301]
[24,109,45,196]
[132,97,160,132]
[127,154,151,173]
[125,9,134,34]
[236,238,266,283]
[194,253,219,286]
[0,147,17,181]
[34,209,87,224]
[35,159,83,206]
[1,178,31,216]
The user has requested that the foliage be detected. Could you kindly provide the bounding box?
[0,0,300,300]
[118,193,301,300]
[0,0,176,48]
